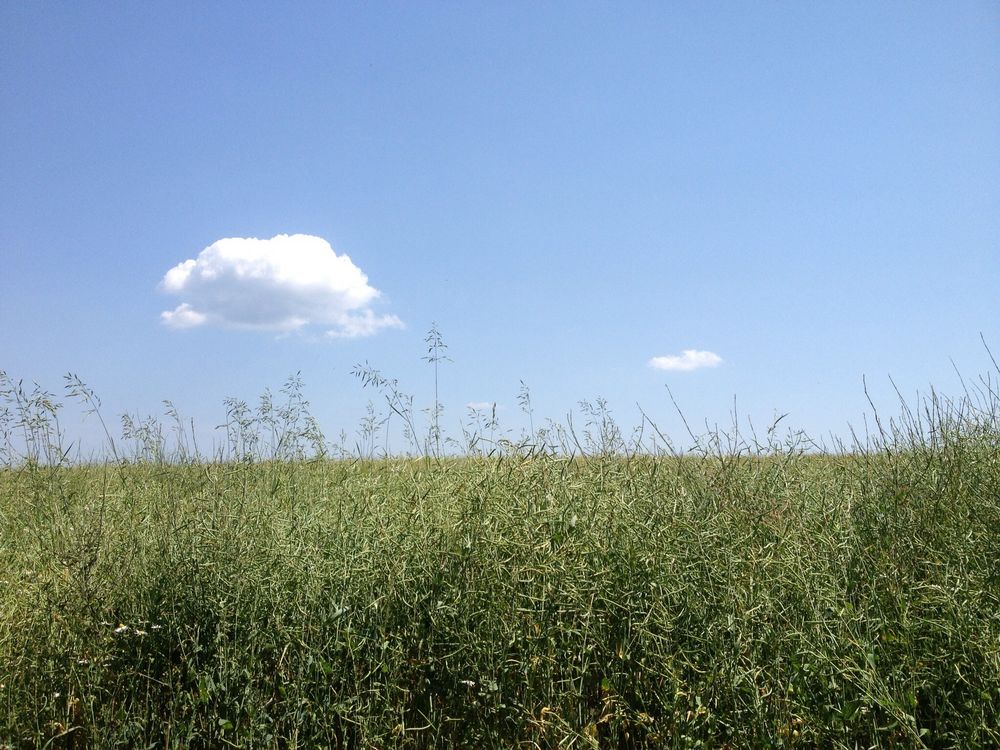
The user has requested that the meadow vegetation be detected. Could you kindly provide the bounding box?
[0,353,998,748]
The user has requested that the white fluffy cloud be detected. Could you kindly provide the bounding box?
[160,234,403,337]
[648,350,723,372]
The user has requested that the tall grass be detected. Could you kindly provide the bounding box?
[0,363,998,748]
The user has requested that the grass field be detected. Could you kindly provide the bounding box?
[1,373,998,748]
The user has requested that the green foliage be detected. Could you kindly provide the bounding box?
[1,368,999,747]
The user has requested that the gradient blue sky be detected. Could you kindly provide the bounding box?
[2,2,998,454]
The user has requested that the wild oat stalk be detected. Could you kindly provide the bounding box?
[423,322,451,458]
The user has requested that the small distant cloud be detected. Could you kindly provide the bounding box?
[160,234,403,338]
[648,349,723,372]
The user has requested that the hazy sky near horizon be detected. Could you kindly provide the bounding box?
[2,2,998,454]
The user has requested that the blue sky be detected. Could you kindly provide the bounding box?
[2,2,998,455]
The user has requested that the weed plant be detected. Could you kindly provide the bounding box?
[0,362,998,748]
